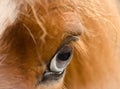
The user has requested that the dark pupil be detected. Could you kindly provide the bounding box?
[57,51,71,61]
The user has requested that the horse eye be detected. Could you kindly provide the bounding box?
[50,45,73,73]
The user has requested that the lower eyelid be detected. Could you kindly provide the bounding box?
[40,71,64,83]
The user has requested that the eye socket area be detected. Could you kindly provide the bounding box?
[38,36,79,85]
[50,45,73,73]
[40,45,73,83]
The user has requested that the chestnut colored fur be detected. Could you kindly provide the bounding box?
[0,0,120,89]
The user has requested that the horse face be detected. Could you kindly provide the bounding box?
[1,0,120,89]
[0,0,82,89]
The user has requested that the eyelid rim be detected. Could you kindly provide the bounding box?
[50,54,64,73]
[47,35,79,73]
[49,44,74,73]
[63,35,79,45]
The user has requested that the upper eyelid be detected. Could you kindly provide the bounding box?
[62,35,80,45]
[57,36,79,55]
[49,35,78,60]
[49,35,79,62]
[47,36,78,72]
